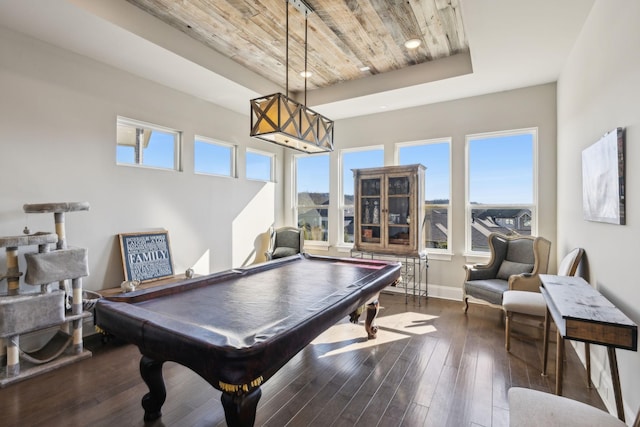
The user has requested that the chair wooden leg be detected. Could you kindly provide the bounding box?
[542,308,550,376]
[463,297,469,313]
[555,329,564,395]
[505,311,511,351]
[585,342,592,388]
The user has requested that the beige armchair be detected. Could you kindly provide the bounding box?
[503,247,584,351]
[463,233,551,312]
[509,387,639,427]
[265,226,304,260]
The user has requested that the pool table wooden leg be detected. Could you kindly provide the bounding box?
[221,388,262,427]
[365,300,380,339]
[140,355,166,421]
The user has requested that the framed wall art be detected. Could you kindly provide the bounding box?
[119,230,174,282]
[582,127,625,225]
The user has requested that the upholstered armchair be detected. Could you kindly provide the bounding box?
[509,387,639,427]
[265,226,304,260]
[463,233,551,312]
[502,248,584,352]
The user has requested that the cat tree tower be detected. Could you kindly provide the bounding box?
[0,202,92,387]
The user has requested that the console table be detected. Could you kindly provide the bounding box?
[540,274,637,421]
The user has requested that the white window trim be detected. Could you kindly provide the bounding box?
[464,127,539,259]
[194,135,237,178]
[337,145,384,248]
[293,152,331,245]
[395,137,453,257]
[246,147,275,182]
[116,116,182,171]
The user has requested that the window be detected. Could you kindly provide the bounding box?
[246,148,274,181]
[295,154,330,242]
[466,129,537,253]
[341,147,384,244]
[397,138,451,253]
[116,117,180,170]
[194,136,236,177]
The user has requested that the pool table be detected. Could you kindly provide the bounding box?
[95,253,401,427]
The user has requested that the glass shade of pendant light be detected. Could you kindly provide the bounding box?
[250,0,334,153]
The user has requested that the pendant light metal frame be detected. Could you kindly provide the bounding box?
[250,0,334,153]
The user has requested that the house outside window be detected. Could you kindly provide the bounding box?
[194,136,236,177]
[246,148,274,182]
[295,154,330,242]
[340,147,384,245]
[116,116,181,170]
[397,138,451,254]
[466,128,537,253]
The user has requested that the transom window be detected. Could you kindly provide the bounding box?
[466,128,537,253]
[194,136,236,178]
[116,116,180,170]
[246,148,274,182]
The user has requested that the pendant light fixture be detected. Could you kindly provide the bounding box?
[250,0,334,153]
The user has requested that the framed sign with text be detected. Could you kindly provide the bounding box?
[119,230,174,282]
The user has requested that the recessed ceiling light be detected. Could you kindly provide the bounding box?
[360,66,370,72]
[300,71,312,78]
[404,38,421,49]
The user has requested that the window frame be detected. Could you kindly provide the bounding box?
[116,116,181,171]
[464,128,538,257]
[293,153,331,246]
[194,135,237,178]
[395,137,453,258]
[338,145,385,247]
[245,147,275,182]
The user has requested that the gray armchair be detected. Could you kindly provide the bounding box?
[265,226,304,260]
[463,232,551,312]
[509,387,638,427]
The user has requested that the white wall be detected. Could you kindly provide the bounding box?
[295,83,558,299]
[0,26,282,292]
[557,0,640,419]
[0,22,559,298]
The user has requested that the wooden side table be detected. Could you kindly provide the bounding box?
[540,274,637,421]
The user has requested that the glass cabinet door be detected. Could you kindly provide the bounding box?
[387,175,411,247]
[360,177,381,243]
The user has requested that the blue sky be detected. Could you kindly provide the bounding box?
[119,131,533,205]
[468,133,533,204]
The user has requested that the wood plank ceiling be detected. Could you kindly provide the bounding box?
[126,0,468,94]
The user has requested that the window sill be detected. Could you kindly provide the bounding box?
[304,241,330,251]
[425,252,453,261]
[463,252,491,264]
[334,244,354,254]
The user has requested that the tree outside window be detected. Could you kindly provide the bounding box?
[295,154,330,242]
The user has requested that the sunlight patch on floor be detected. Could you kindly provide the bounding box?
[311,311,438,358]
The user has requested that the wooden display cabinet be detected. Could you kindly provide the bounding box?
[353,164,425,256]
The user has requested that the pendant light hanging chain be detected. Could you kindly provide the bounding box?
[285,0,289,97]
[304,12,308,106]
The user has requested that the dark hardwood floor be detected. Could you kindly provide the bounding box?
[0,293,606,426]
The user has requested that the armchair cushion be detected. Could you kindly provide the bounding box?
[465,279,508,306]
[497,261,534,281]
[271,247,298,259]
